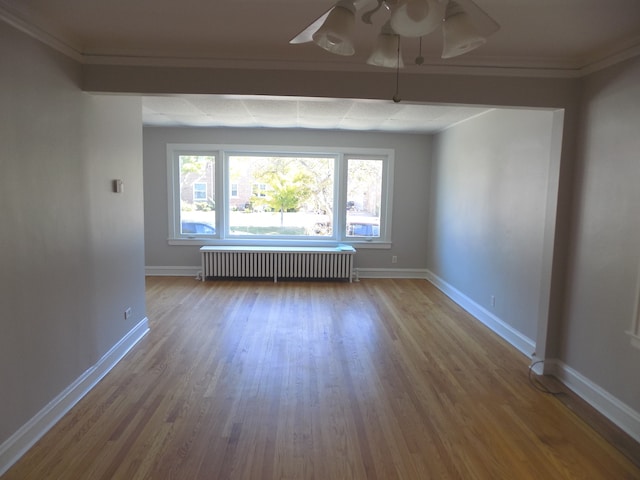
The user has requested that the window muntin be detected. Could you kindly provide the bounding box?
[168,144,393,246]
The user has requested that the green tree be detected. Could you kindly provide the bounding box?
[347,159,382,215]
[254,158,313,225]
[297,157,334,217]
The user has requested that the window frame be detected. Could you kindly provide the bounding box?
[167,143,394,249]
[342,153,393,244]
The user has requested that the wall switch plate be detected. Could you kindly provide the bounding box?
[113,179,124,193]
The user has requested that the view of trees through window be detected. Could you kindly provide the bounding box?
[346,158,382,238]
[228,155,334,237]
[174,149,388,241]
[179,155,215,235]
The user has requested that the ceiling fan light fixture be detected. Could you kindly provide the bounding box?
[295,0,498,67]
[441,4,486,58]
[367,22,404,69]
[312,1,357,56]
[390,0,446,38]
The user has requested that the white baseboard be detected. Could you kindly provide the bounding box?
[424,270,640,445]
[0,318,150,476]
[356,268,429,279]
[145,266,200,277]
[546,360,640,444]
[146,266,429,280]
[425,270,536,357]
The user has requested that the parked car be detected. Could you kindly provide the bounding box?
[348,222,379,237]
[181,220,216,235]
[347,216,379,237]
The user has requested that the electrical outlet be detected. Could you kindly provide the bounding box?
[124,307,132,320]
[491,295,496,307]
[392,255,398,264]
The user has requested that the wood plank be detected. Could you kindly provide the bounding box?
[3,277,639,479]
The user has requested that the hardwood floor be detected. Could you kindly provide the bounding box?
[4,277,639,479]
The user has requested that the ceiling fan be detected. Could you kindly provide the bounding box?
[290,0,500,68]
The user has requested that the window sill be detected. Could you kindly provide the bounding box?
[168,237,391,249]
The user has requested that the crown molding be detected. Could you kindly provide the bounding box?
[0,1,83,62]
[2,2,639,81]
[579,42,640,76]
[82,52,586,79]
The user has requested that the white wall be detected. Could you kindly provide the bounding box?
[84,95,147,357]
[0,21,88,443]
[426,109,556,343]
[0,20,147,453]
[143,127,432,273]
[560,56,640,412]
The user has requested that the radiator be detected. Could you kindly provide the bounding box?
[200,246,355,282]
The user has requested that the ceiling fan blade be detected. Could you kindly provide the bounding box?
[289,0,375,44]
[453,0,500,37]
[289,8,334,44]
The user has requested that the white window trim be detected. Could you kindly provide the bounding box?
[166,145,220,241]
[342,153,394,247]
[167,143,394,249]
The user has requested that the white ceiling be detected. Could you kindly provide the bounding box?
[2,0,639,132]
[142,95,493,133]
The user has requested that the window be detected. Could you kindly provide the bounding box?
[230,155,334,237]
[346,158,383,239]
[252,183,268,198]
[193,183,207,201]
[171,154,216,236]
[167,144,393,247]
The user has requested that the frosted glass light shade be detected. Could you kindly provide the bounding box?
[390,0,446,38]
[312,2,356,56]
[367,33,404,69]
[442,10,486,58]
